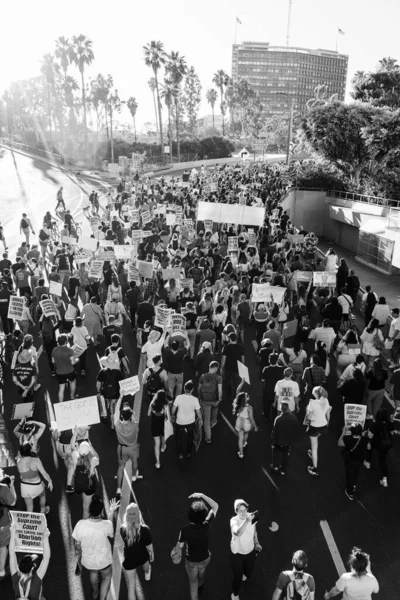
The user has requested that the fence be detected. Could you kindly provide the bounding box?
[327,189,400,208]
[0,137,63,164]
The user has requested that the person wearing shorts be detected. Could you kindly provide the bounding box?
[51,334,79,402]
[16,444,53,514]
[0,474,17,582]
[114,397,140,497]
[305,386,331,477]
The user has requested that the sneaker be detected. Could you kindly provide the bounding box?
[231,595,240,600]
[81,370,86,376]
[211,422,217,429]
[66,484,74,494]
[243,441,247,448]
[345,489,354,500]
[161,444,166,452]
[238,452,244,459]
[242,574,247,581]
[155,463,160,469]
[205,439,211,444]
[363,460,371,469]
[269,464,279,472]
[178,454,184,461]
[308,449,313,460]
[307,466,319,477]
[41,506,50,515]
[144,565,151,581]
[116,488,122,500]
[186,453,192,459]
[366,414,373,420]
[279,469,286,476]
[380,477,388,487]
[51,371,56,377]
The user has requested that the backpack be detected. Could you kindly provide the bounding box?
[102,369,119,399]
[284,571,311,600]
[146,367,164,395]
[74,460,91,494]
[106,348,122,370]
[199,373,218,403]
[39,229,49,242]
[21,218,28,229]
[42,317,54,342]
[366,292,377,311]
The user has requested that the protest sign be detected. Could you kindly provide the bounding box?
[108,163,120,178]
[171,313,186,335]
[142,231,153,238]
[10,511,46,554]
[344,404,367,434]
[61,236,78,246]
[248,230,256,246]
[97,250,115,261]
[239,196,246,205]
[131,230,143,240]
[78,236,97,252]
[313,272,337,287]
[177,278,194,291]
[54,396,100,431]
[175,213,183,225]
[11,402,35,420]
[251,284,286,304]
[8,296,25,321]
[142,210,152,224]
[128,265,140,284]
[49,280,63,297]
[89,260,104,278]
[292,234,305,244]
[295,271,313,282]
[90,216,100,230]
[183,218,193,229]
[155,204,166,215]
[98,239,113,248]
[162,267,181,281]
[119,376,140,397]
[155,305,172,329]
[114,245,134,260]
[131,210,140,222]
[237,361,250,384]
[74,255,91,265]
[110,211,119,219]
[166,213,176,226]
[282,320,298,339]
[204,220,213,232]
[39,299,57,317]
[137,260,154,279]
[228,236,239,252]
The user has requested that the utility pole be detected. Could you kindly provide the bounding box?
[286,0,292,46]
[286,97,294,166]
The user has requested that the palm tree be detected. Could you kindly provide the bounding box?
[40,53,60,143]
[212,70,230,135]
[55,36,72,77]
[127,97,138,143]
[160,81,178,163]
[148,78,159,133]
[165,51,187,162]
[206,89,218,130]
[143,41,166,160]
[70,34,94,160]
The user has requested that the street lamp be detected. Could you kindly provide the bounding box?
[273,92,294,166]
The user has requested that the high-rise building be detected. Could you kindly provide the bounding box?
[231,41,348,117]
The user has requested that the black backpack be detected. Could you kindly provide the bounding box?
[366,292,377,311]
[21,218,29,229]
[102,369,119,400]
[74,461,91,493]
[146,367,164,395]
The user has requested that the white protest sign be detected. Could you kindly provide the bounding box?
[8,296,26,321]
[114,245,134,260]
[39,299,57,317]
[131,210,140,222]
[237,361,250,384]
[295,271,313,282]
[313,272,337,287]
[228,236,239,252]
[183,218,193,229]
[155,305,172,329]
[171,313,186,334]
[11,402,35,420]
[49,280,63,297]
[155,204,166,215]
[344,404,367,434]
[10,511,46,554]
[97,250,115,261]
[89,260,104,278]
[175,213,183,225]
[90,216,100,230]
[166,213,176,226]
[119,376,140,396]
[128,265,141,284]
[177,278,194,291]
[162,267,181,281]
[54,396,100,431]
[61,236,78,246]
[78,236,97,252]
[142,210,152,224]
[131,230,143,240]
[292,234,305,244]
[142,231,153,238]
[251,284,286,304]
[137,260,154,279]
[98,239,113,248]
[204,220,213,232]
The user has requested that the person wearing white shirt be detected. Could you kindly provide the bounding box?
[141,329,166,368]
[230,499,262,600]
[371,297,390,328]
[172,381,202,461]
[274,368,301,413]
[309,320,336,353]
[387,308,400,366]
[305,387,331,477]
[338,289,353,332]
[324,546,379,600]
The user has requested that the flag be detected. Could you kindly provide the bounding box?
[338,28,345,35]
[236,17,242,24]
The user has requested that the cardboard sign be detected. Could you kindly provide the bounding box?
[295,271,313,282]
[11,402,35,420]
[171,313,186,335]
[49,280,63,297]
[251,284,286,304]
[137,260,154,279]
[166,213,176,226]
[344,404,367,434]
[283,319,298,339]
[89,260,104,278]
[10,511,47,554]
[54,396,100,431]
[292,234,305,244]
[8,296,25,321]
[162,267,181,281]
[97,250,115,262]
[39,299,57,317]
[313,272,336,287]
[128,265,141,284]
[78,236,97,252]
[237,361,250,384]
[114,245,134,260]
[142,210,152,224]
[119,376,140,396]
[61,236,78,246]
[155,305,172,329]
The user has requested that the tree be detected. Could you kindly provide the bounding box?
[182,67,202,137]
[165,51,188,161]
[160,81,177,162]
[352,57,400,110]
[143,41,166,159]
[127,97,138,143]
[206,89,218,129]
[54,36,72,78]
[301,101,380,186]
[70,34,95,159]
[108,88,123,164]
[306,84,338,111]
[225,78,265,139]
[40,53,60,143]
[212,70,230,135]
[148,78,159,133]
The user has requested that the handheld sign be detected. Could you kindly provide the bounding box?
[295,271,313,283]
[49,280,63,297]
[228,236,239,252]
[171,313,186,335]
[8,296,25,321]
[155,305,172,329]
[119,376,140,397]
[10,511,46,554]
[39,299,57,317]
[283,319,298,339]
[88,261,104,279]
[11,403,35,420]
[78,236,97,252]
[344,404,366,434]
[137,260,154,279]
[162,267,181,281]
[237,361,250,384]
[53,396,100,432]
[313,272,336,287]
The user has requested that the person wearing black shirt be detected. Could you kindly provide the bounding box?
[338,424,371,500]
[136,298,155,330]
[125,281,141,328]
[0,281,14,334]
[103,315,122,347]
[221,333,245,394]
[0,253,12,275]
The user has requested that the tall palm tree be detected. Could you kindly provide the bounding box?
[127,97,138,143]
[148,78,159,133]
[55,36,72,78]
[212,69,230,135]
[206,89,218,130]
[143,41,166,159]
[160,81,178,163]
[70,34,94,160]
[165,51,187,162]
[40,53,60,143]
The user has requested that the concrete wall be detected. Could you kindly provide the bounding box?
[281,189,326,235]
[325,220,359,252]
[326,197,389,217]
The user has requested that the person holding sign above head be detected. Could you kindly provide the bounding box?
[71,441,100,519]
[17,443,53,514]
[9,523,51,600]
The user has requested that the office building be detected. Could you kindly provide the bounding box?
[231,42,348,117]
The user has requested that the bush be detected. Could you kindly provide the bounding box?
[288,158,348,190]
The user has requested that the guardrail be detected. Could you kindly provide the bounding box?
[327,189,400,208]
[0,137,63,163]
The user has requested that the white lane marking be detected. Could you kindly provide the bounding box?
[384,391,395,409]
[220,410,238,436]
[320,520,346,576]
[261,466,280,492]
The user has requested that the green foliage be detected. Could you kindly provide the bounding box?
[352,58,400,110]
[225,78,266,138]
[182,67,202,135]
[288,158,348,190]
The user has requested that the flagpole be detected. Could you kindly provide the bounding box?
[335,29,339,52]
[235,19,237,44]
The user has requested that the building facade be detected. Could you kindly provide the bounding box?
[231,42,348,117]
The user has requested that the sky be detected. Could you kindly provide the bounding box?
[2,0,400,130]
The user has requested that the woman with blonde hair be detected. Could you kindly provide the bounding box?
[305,386,331,477]
[120,503,154,598]
[233,380,258,459]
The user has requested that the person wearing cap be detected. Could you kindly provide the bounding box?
[12,349,38,401]
[272,549,315,600]
[198,362,223,443]
[172,381,203,461]
[113,396,141,493]
[230,499,262,600]
[52,334,79,403]
[274,368,301,414]
[120,502,154,589]
[73,495,118,600]
[9,522,51,598]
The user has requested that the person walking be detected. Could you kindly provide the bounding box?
[164,340,187,399]
[113,397,141,493]
[221,333,245,395]
[229,499,262,600]
[272,550,315,600]
[20,213,35,244]
[305,386,331,477]
[324,547,379,600]
[274,368,301,414]
[177,492,219,600]
[72,441,100,519]
[365,358,388,419]
[364,407,400,487]
[270,400,300,475]
[70,316,91,376]
[172,381,203,462]
[361,285,378,327]
[261,352,284,421]
[360,319,384,369]
[148,390,169,469]
[9,523,51,599]
[16,443,53,514]
[0,472,17,582]
[233,380,258,458]
[387,307,400,368]
[51,334,79,403]
[198,361,223,444]
[120,502,154,595]
[338,424,371,500]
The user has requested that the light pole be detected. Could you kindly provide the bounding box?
[274,92,294,165]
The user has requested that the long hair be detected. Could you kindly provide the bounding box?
[366,318,379,334]
[233,392,247,416]
[371,358,385,381]
[121,509,145,546]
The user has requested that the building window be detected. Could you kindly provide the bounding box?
[357,233,394,273]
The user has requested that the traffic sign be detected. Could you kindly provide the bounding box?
[240,148,250,160]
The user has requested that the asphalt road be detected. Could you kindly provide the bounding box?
[1,148,399,599]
